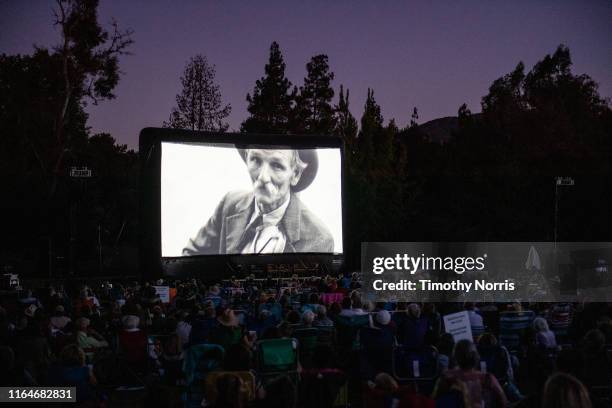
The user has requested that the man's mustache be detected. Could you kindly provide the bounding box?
[253,180,278,195]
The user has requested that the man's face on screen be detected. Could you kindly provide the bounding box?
[246,149,302,213]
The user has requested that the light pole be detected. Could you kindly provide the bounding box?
[69,166,92,276]
[554,176,574,249]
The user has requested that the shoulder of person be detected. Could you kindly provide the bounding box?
[215,190,253,214]
[481,372,498,388]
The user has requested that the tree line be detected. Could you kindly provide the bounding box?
[1,0,611,274]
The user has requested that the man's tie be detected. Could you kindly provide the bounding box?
[240,215,264,253]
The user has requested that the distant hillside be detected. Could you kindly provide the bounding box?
[415,113,483,144]
[418,116,459,144]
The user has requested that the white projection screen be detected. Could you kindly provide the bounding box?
[161,141,343,257]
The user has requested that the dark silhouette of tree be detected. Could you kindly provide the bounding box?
[481,61,526,132]
[241,42,294,134]
[0,0,136,275]
[457,103,472,127]
[334,85,358,154]
[410,107,419,128]
[163,55,231,132]
[357,88,384,170]
[50,0,133,196]
[291,54,336,134]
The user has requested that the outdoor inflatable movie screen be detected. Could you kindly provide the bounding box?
[140,128,344,261]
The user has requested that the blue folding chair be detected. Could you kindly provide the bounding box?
[499,311,534,354]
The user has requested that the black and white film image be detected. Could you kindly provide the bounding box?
[161,142,343,257]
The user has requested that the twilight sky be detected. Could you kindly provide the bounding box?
[1,1,611,149]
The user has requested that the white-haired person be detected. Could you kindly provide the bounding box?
[75,317,108,361]
[301,310,316,328]
[118,315,148,370]
[313,305,334,327]
[533,317,557,349]
[397,303,428,349]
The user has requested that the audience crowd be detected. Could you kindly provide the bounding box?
[0,273,611,407]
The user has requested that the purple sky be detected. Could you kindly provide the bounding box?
[2,1,611,149]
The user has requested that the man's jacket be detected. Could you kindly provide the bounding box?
[183,190,334,255]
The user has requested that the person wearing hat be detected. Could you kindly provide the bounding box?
[209,309,242,350]
[182,148,334,255]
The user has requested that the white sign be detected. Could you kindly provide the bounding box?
[153,286,170,303]
[70,167,92,178]
[443,311,473,342]
[556,177,574,186]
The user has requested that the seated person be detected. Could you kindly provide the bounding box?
[47,345,97,404]
[49,305,71,334]
[175,311,192,347]
[437,333,455,372]
[301,310,316,328]
[581,329,612,387]
[256,375,297,408]
[117,315,147,370]
[466,302,485,335]
[75,317,108,361]
[209,309,242,350]
[339,296,367,317]
[433,339,508,408]
[313,305,334,327]
[300,345,346,408]
[149,305,167,334]
[207,373,251,408]
[0,346,35,386]
[542,372,592,408]
[397,303,428,349]
[365,372,434,408]
[360,311,396,376]
[190,306,218,345]
[532,317,557,349]
[247,309,276,338]
[160,334,184,385]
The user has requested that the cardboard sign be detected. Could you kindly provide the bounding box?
[443,311,473,342]
[153,286,170,303]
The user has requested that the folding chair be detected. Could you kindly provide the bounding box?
[299,369,348,408]
[471,324,486,341]
[334,314,371,351]
[590,384,611,408]
[499,310,534,354]
[204,370,256,405]
[255,338,299,386]
[548,303,572,344]
[182,343,225,406]
[293,328,319,367]
[392,345,439,395]
[359,326,395,379]
[477,344,511,384]
[315,326,336,347]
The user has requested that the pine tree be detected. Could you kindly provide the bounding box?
[410,107,419,128]
[241,42,294,134]
[358,88,384,169]
[333,85,358,146]
[163,55,231,132]
[292,54,336,134]
[458,103,472,128]
[380,118,397,166]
